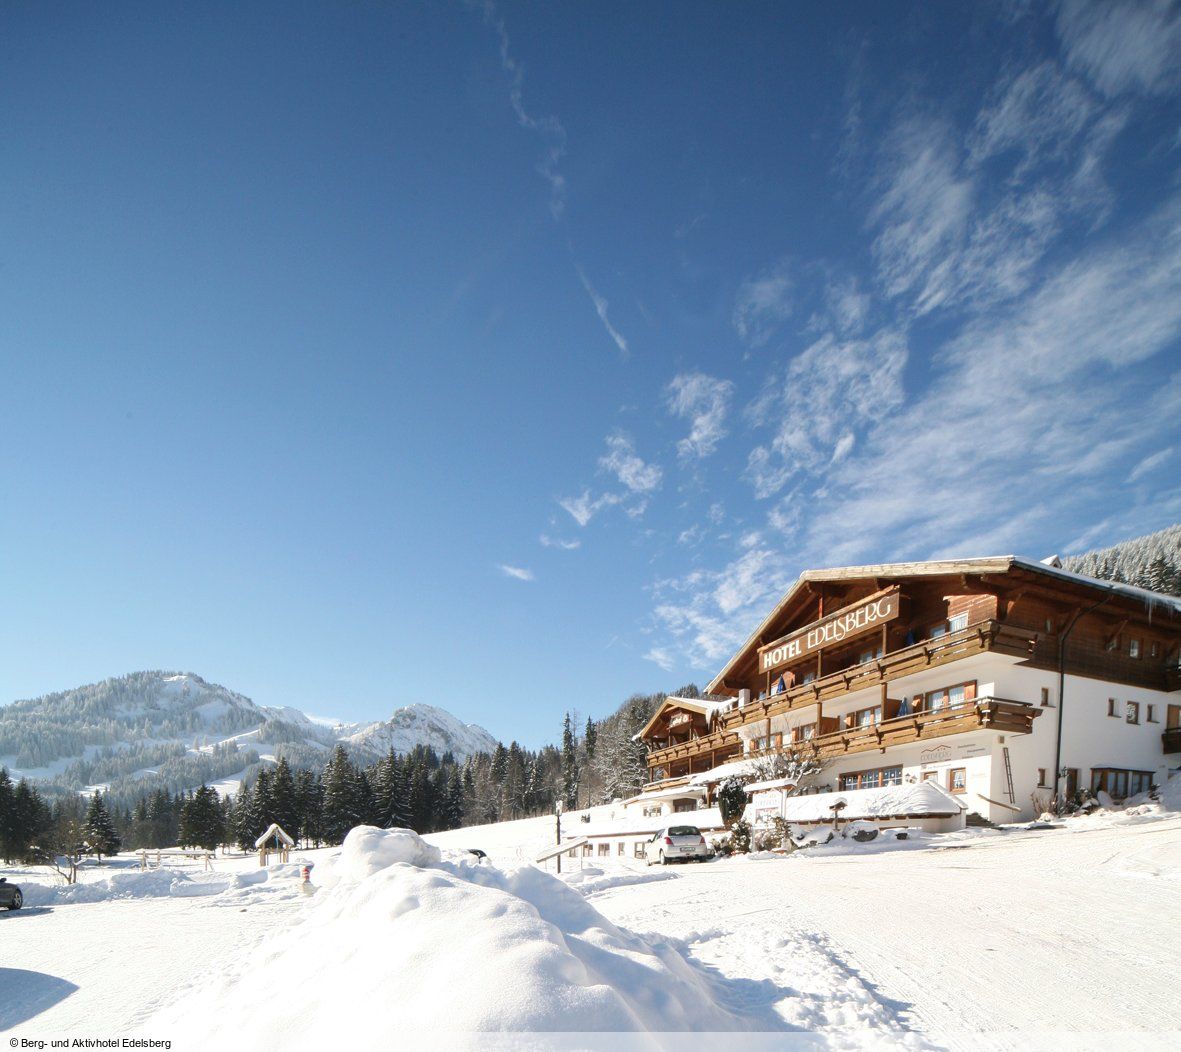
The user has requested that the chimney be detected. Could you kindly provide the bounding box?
[738,689,751,708]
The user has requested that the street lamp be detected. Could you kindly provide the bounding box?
[555,800,564,874]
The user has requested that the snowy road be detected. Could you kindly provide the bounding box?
[586,815,1181,1047]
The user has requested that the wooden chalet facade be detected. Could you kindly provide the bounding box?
[637,557,1181,824]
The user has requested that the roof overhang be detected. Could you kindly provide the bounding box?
[706,555,1181,695]
[636,696,713,741]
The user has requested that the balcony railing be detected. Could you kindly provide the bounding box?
[646,696,1040,771]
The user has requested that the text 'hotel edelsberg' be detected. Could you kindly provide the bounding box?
[572,555,1181,857]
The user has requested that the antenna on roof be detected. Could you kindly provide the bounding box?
[1040,554,1063,568]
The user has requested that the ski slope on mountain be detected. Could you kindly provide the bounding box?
[0,671,499,802]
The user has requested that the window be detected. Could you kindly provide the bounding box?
[858,645,883,664]
[1130,638,1141,659]
[921,770,938,782]
[1107,698,1118,718]
[1126,701,1140,725]
[948,768,967,793]
[1037,768,1047,787]
[1091,768,1153,800]
[753,736,767,752]
[1065,768,1079,797]
[793,723,816,742]
[582,843,592,856]
[771,732,783,749]
[596,842,610,857]
[839,766,902,791]
[801,671,816,685]
[616,842,625,856]
[633,843,644,859]
[949,612,968,632]
[852,705,882,728]
[1150,641,1160,658]
[925,681,976,714]
[1147,704,1158,724]
[1040,687,1051,707]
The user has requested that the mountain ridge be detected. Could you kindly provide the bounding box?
[0,670,501,806]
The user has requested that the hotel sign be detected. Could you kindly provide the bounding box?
[758,588,901,674]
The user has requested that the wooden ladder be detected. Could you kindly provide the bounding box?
[1002,746,1016,804]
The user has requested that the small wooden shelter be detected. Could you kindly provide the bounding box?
[254,822,295,866]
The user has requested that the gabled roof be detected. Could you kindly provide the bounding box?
[635,696,716,741]
[706,555,1181,695]
[254,822,295,848]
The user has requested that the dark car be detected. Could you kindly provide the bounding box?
[0,877,23,910]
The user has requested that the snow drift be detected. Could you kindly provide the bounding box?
[145,826,762,1039]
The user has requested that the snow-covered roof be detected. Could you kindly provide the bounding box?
[254,822,295,848]
[573,806,726,839]
[622,784,708,805]
[707,555,1181,695]
[688,757,763,786]
[744,776,797,793]
[748,782,966,822]
[1009,557,1181,615]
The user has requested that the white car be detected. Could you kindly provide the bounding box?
[644,825,713,865]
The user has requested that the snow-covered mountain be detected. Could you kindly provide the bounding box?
[0,671,500,805]
[340,704,498,760]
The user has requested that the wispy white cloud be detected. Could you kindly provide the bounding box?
[479,1,567,218]
[1056,0,1181,98]
[576,266,629,357]
[745,329,908,498]
[599,433,662,494]
[1129,446,1175,482]
[643,646,676,672]
[732,260,794,346]
[666,372,734,460]
[870,117,974,314]
[557,489,621,527]
[498,564,535,581]
[651,43,1181,673]
[540,534,582,550]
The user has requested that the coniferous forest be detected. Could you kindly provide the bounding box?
[0,685,697,860]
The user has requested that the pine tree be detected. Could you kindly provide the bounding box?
[294,768,324,847]
[322,745,362,844]
[269,758,301,841]
[584,717,597,808]
[561,712,579,810]
[83,791,121,859]
[179,785,224,850]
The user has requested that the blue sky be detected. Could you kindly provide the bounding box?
[3,1,1181,746]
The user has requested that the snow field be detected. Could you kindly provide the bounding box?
[145,826,785,1040]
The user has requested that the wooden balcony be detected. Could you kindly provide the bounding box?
[712,619,1039,733]
[1163,727,1181,754]
[646,696,1041,772]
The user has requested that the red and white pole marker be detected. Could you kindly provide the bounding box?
[300,863,315,896]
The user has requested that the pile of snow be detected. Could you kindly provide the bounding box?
[1157,773,1181,812]
[559,866,678,896]
[764,782,966,823]
[334,824,442,879]
[145,826,765,1038]
[21,868,225,906]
